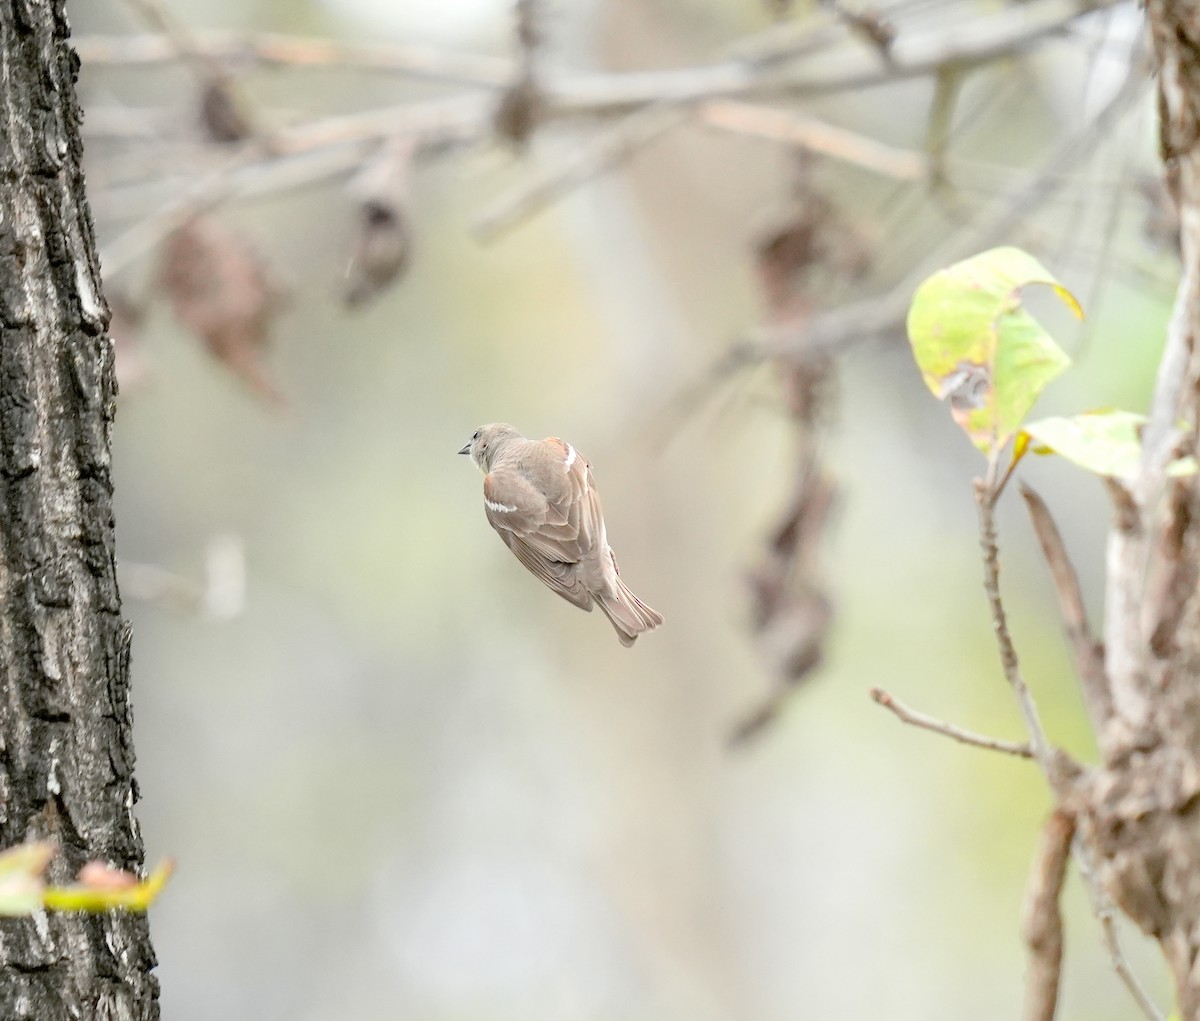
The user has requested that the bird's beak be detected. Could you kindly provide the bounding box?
[457,442,472,455]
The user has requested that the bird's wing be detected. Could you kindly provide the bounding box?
[523,437,604,562]
[484,470,593,609]
[505,533,594,610]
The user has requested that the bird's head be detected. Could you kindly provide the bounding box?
[458,423,524,472]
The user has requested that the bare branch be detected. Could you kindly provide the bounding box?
[695,100,927,179]
[748,49,1147,365]
[1022,810,1075,1021]
[1072,838,1165,1021]
[474,103,686,241]
[723,10,845,64]
[82,0,1133,274]
[100,149,261,277]
[1020,483,1113,728]
[976,473,1051,768]
[77,0,1122,115]
[120,0,225,81]
[121,0,263,144]
[540,0,1124,114]
[869,687,1034,758]
[75,31,514,88]
[98,99,485,276]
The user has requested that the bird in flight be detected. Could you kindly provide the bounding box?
[459,423,663,646]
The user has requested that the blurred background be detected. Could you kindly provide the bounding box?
[72,0,1179,1017]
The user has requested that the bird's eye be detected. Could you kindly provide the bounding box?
[473,430,480,440]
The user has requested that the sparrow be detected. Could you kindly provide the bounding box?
[459,424,663,646]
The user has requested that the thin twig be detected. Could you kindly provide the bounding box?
[1020,483,1113,728]
[120,0,225,81]
[98,98,487,274]
[75,31,514,87]
[975,467,1051,768]
[695,100,928,179]
[869,687,1034,758]
[723,9,846,65]
[99,149,259,277]
[1022,810,1075,1021]
[1073,838,1165,1021]
[473,103,686,241]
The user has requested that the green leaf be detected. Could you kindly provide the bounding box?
[1021,410,1198,479]
[0,842,173,916]
[0,842,53,917]
[43,859,174,913]
[906,246,1081,456]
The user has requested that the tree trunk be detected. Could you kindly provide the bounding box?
[1077,4,1200,1017]
[0,1,158,1017]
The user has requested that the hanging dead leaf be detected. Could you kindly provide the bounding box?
[160,217,287,406]
[493,74,543,149]
[343,138,415,308]
[755,211,826,317]
[845,7,896,53]
[754,193,871,325]
[731,184,867,747]
[514,0,544,54]
[493,0,545,147]
[76,861,140,891]
[199,76,255,145]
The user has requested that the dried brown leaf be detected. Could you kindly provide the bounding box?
[493,75,543,149]
[76,861,139,891]
[160,217,286,405]
[514,0,544,54]
[344,138,415,308]
[844,7,896,53]
[199,77,254,145]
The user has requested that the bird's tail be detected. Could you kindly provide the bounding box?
[596,578,663,647]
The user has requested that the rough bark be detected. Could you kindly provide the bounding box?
[0,1,158,1018]
[1073,4,1200,1018]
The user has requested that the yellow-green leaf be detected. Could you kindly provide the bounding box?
[906,246,1081,456]
[1021,410,1198,479]
[0,842,53,917]
[42,859,174,913]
